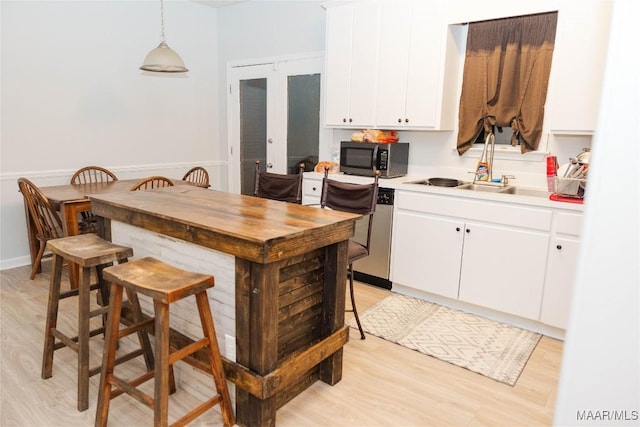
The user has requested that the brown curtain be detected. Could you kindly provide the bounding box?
[457,12,557,155]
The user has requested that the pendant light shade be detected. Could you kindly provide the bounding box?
[141,0,188,73]
[141,41,188,73]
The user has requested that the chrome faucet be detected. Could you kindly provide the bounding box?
[470,132,517,186]
[501,174,516,186]
[472,132,496,184]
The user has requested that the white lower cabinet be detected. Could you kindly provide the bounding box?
[392,211,464,299]
[390,190,552,321]
[540,211,583,329]
[304,177,583,331]
[457,221,549,320]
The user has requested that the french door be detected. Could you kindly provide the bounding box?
[228,55,324,195]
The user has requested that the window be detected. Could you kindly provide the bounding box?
[457,12,558,155]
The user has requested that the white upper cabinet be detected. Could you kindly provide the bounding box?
[547,1,612,134]
[375,1,458,130]
[323,1,380,127]
[323,0,462,130]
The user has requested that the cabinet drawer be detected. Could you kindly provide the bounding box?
[303,179,322,198]
[397,191,553,231]
[555,211,583,236]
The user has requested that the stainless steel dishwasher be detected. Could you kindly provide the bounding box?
[352,187,394,289]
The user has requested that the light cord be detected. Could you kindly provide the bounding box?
[159,0,166,43]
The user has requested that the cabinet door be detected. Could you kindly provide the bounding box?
[324,4,354,126]
[548,1,612,134]
[458,222,549,320]
[403,1,445,129]
[347,1,379,127]
[375,0,412,127]
[375,1,452,129]
[540,236,580,329]
[390,210,464,299]
[324,1,379,127]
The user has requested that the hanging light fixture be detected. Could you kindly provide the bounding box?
[140,0,188,73]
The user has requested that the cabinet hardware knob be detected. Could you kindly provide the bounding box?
[456,227,461,232]
[405,118,409,123]
[312,187,317,191]
[466,228,470,233]
[348,118,353,123]
[556,245,562,250]
[342,118,347,123]
[398,118,402,123]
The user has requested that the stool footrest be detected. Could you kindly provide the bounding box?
[88,348,147,378]
[50,326,105,352]
[58,282,102,300]
[89,306,109,318]
[108,372,155,407]
[168,337,210,366]
[172,395,223,427]
[117,318,154,340]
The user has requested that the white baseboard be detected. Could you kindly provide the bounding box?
[0,255,33,271]
[392,283,566,340]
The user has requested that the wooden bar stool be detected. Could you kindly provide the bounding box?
[42,233,154,412]
[95,257,235,427]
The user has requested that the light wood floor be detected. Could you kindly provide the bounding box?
[0,263,563,426]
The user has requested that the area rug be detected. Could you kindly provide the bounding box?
[348,294,541,386]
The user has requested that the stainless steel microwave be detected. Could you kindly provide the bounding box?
[339,141,409,178]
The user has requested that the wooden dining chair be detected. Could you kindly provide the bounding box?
[129,176,175,191]
[320,167,380,339]
[17,177,65,280]
[182,166,210,188]
[253,160,305,203]
[70,166,118,233]
[70,166,118,185]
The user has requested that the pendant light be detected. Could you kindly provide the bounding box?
[140,0,188,73]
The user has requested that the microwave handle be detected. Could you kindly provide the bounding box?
[372,145,379,170]
[374,146,388,171]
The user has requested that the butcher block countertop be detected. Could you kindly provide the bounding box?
[90,186,360,264]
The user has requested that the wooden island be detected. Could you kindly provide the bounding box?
[89,186,360,426]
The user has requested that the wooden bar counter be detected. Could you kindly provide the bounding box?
[89,186,359,426]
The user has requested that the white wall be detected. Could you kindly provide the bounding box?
[554,0,640,423]
[0,0,220,268]
[0,0,602,268]
[215,0,327,189]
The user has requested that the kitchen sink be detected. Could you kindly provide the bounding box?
[455,183,550,198]
[498,186,551,198]
[455,183,506,193]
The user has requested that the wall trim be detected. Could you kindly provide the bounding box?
[0,160,227,182]
[1,160,229,271]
